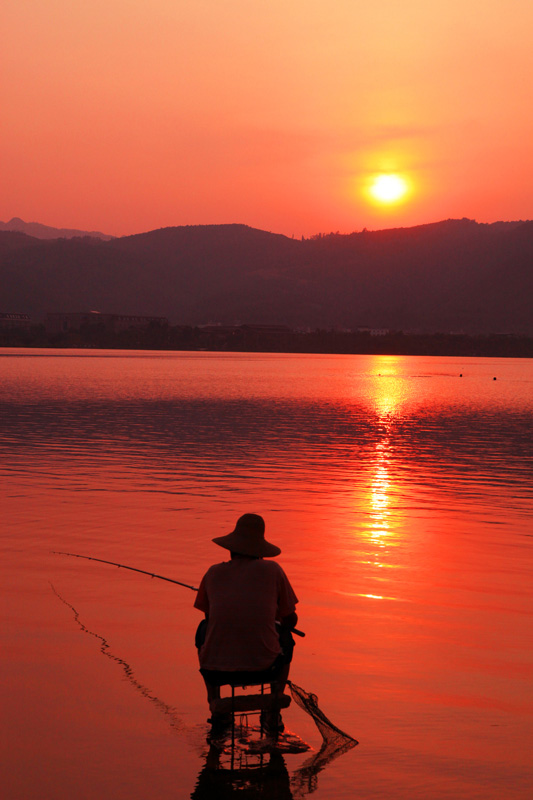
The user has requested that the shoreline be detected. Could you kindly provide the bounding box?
[2,327,533,359]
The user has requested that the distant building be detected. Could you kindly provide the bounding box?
[199,323,292,336]
[106,313,168,333]
[240,324,291,334]
[356,326,390,336]
[45,311,168,335]
[0,312,31,329]
[199,324,241,335]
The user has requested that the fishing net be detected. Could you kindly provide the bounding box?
[287,681,357,798]
[287,680,357,747]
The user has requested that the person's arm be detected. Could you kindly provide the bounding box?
[194,572,210,614]
[276,564,299,630]
[280,611,298,630]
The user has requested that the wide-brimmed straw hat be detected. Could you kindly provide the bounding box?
[212,513,281,558]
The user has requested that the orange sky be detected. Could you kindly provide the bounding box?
[2,0,533,237]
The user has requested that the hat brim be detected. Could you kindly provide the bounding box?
[212,532,281,558]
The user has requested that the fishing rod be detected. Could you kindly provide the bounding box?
[52,551,199,590]
[52,550,305,637]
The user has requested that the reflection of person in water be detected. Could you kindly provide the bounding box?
[190,734,358,800]
[191,746,294,800]
[194,513,298,737]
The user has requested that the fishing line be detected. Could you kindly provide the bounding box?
[50,582,183,732]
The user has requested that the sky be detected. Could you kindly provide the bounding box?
[2,0,533,238]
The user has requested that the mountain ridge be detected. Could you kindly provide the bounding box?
[0,217,115,241]
[1,218,532,334]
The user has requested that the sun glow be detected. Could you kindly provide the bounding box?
[369,174,409,205]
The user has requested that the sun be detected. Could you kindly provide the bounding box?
[369,174,409,205]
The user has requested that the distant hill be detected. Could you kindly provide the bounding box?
[0,217,114,241]
[1,219,532,334]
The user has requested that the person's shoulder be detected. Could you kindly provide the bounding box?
[268,560,294,585]
[259,559,286,576]
[204,560,230,576]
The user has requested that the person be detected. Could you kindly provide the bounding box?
[194,513,298,736]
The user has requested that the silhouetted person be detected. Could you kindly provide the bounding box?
[194,514,298,738]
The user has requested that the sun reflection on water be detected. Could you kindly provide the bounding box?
[351,358,408,600]
[369,442,391,544]
[367,358,405,549]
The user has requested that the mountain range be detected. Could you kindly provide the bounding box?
[0,217,115,241]
[1,218,532,334]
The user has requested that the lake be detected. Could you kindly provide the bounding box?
[1,349,532,799]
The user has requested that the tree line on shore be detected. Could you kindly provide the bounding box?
[2,322,533,358]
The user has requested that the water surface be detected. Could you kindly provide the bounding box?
[2,350,532,799]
